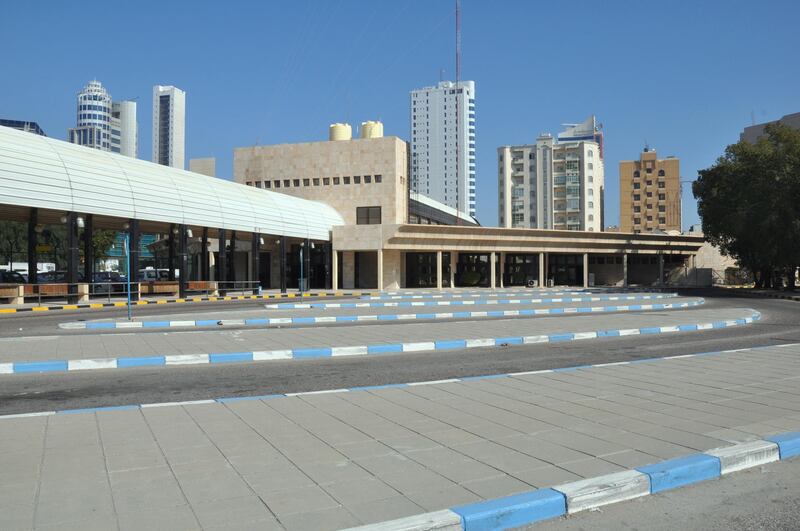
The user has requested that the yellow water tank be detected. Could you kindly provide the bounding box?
[329,123,352,141]
[360,120,384,139]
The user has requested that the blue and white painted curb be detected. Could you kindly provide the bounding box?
[59,298,704,331]
[267,293,678,310]
[362,290,591,300]
[3,309,759,376]
[343,430,800,531]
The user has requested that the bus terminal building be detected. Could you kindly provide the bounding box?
[0,125,705,303]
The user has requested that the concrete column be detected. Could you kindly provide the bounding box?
[129,219,140,301]
[449,251,456,288]
[168,225,176,281]
[279,238,287,293]
[436,251,443,290]
[251,233,260,294]
[377,249,384,291]
[490,252,497,289]
[227,230,237,284]
[658,253,665,287]
[332,249,339,290]
[66,212,80,303]
[324,244,332,290]
[217,229,227,290]
[623,253,629,287]
[303,239,311,291]
[201,228,209,281]
[83,214,93,285]
[538,252,546,288]
[583,253,589,288]
[499,252,505,288]
[178,225,188,298]
[27,208,38,284]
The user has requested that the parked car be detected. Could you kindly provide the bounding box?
[139,269,172,281]
[92,272,127,293]
[0,270,26,284]
[37,271,85,283]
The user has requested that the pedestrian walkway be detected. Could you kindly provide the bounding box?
[1,344,798,530]
[0,307,756,374]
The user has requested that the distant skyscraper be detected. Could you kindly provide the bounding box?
[111,100,137,157]
[0,119,45,136]
[152,85,186,168]
[410,80,476,218]
[68,80,112,150]
[67,80,137,157]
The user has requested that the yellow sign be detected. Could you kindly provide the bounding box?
[35,244,53,253]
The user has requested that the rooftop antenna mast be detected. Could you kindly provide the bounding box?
[455,0,462,225]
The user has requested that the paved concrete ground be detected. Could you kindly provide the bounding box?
[2,344,797,530]
[0,305,750,363]
[531,454,800,530]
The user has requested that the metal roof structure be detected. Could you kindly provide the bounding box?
[0,125,343,240]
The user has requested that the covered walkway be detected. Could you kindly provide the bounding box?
[0,126,344,303]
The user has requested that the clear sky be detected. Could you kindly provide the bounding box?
[1,0,798,229]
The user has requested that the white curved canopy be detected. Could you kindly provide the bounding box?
[0,126,343,240]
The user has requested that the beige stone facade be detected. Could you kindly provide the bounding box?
[619,150,681,233]
[234,136,408,226]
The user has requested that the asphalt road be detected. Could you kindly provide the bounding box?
[0,291,797,415]
[531,456,800,531]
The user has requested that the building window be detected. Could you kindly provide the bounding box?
[646,168,653,174]
[634,170,640,178]
[633,182,641,189]
[323,177,330,185]
[588,214,594,221]
[658,205,666,212]
[633,194,641,201]
[354,175,361,184]
[303,178,310,186]
[283,179,290,187]
[634,206,641,213]
[274,181,281,188]
[364,175,372,183]
[658,169,665,176]
[255,181,262,188]
[264,181,271,189]
[356,206,381,225]
[313,178,320,186]
[659,193,666,200]
[344,176,351,184]
[646,180,653,186]
[333,177,340,185]
[293,179,300,187]
[647,192,653,197]
[245,181,252,186]
[658,182,665,188]
[588,150,593,158]
[659,217,666,224]
[647,216,653,221]
[634,218,641,225]
[588,163,593,169]
[375,174,382,183]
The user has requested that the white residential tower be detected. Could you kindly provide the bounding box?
[498,116,605,232]
[410,80,476,218]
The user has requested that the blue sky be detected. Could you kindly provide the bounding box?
[2,0,798,229]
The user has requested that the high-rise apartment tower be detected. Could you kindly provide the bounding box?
[152,85,186,169]
[410,80,476,218]
[498,117,604,231]
[619,149,681,233]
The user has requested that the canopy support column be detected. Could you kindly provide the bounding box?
[201,228,209,281]
[66,212,80,303]
[178,224,188,299]
[83,214,93,286]
[279,238,287,293]
[217,229,227,295]
[251,233,260,295]
[27,208,38,284]
[129,219,140,301]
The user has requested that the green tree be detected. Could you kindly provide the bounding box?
[694,123,800,289]
[0,221,27,266]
